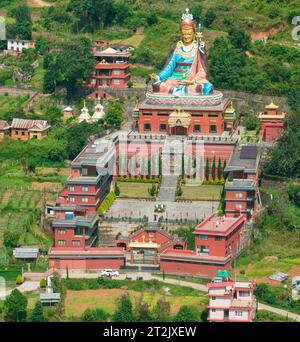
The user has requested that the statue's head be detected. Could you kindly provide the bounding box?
[180,8,195,45]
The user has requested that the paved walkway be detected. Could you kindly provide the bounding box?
[157,175,179,202]
[0,281,40,299]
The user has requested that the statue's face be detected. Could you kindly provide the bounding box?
[181,27,195,45]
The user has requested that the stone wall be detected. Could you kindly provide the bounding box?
[102,87,289,114]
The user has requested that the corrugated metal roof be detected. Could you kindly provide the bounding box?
[11,118,50,131]
[14,247,39,259]
[40,293,61,302]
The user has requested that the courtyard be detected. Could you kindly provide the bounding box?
[105,199,218,222]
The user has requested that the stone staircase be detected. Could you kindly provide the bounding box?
[157,175,179,202]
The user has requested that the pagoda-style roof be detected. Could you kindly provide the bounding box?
[265,101,278,110]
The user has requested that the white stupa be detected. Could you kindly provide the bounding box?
[78,101,91,123]
[91,99,105,122]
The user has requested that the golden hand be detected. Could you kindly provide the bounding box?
[150,73,159,81]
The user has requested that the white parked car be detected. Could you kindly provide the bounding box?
[101,269,119,277]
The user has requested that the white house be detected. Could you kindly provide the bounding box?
[7,39,35,53]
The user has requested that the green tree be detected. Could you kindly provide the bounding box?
[16,275,24,285]
[31,302,45,322]
[228,27,251,51]
[3,289,28,322]
[217,157,222,180]
[222,160,227,179]
[105,100,124,129]
[245,114,258,130]
[8,4,32,40]
[148,183,156,197]
[68,0,115,32]
[81,308,109,322]
[3,229,21,248]
[135,297,153,322]
[115,182,120,196]
[205,157,210,181]
[209,37,246,90]
[151,298,171,322]
[112,294,135,322]
[204,9,216,28]
[174,305,200,322]
[212,156,216,181]
[43,38,95,97]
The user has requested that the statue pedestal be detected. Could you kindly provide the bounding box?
[134,91,235,136]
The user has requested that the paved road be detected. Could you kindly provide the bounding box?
[257,303,300,322]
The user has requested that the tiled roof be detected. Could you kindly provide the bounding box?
[11,118,50,131]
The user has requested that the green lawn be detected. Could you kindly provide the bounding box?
[118,182,157,199]
[179,184,223,201]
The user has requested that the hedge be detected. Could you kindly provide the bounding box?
[97,191,116,216]
[202,179,225,185]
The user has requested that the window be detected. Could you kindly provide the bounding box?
[239,291,250,297]
[81,168,88,176]
[215,236,222,241]
[69,197,75,203]
[81,197,88,203]
[15,131,19,135]
[208,114,218,117]
[72,240,81,247]
[158,113,169,116]
[235,192,243,198]
[212,309,216,313]
[211,296,216,300]
[57,240,66,246]
[113,79,121,85]
[197,245,210,255]
[191,114,203,117]
[144,123,151,131]
[209,125,217,133]
[75,227,83,236]
[160,123,167,132]
[69,186,75,192]
[193,124,201,133]
[235,311,243,317]
[143,113,152,116]
[82,186,88,192]
[199,234,208,240]
[114,69,121,75]
[21,132,25,136]
[58,229,66,235]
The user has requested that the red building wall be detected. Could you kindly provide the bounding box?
[49,258,125,270]
[54,228,87,248]
[160,259,231,277]
[138,110,224,135]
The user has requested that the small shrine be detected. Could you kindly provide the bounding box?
[78,101,92,123]
[258,101,286,142]
[91,99,105,122]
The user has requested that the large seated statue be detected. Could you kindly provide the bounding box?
[150,9,213,96]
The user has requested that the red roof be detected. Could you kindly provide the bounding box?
[0,120,10,130]
[194,214,245,235]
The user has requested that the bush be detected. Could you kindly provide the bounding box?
[81,308,110,322]
[16,275,24,285]
[40,278,47,288]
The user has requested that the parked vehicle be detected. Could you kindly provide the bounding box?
[125,275,132,280]
[101,269,119,277]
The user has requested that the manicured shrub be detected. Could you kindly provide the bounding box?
[16,275,24,285]
[40,278,47,288]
